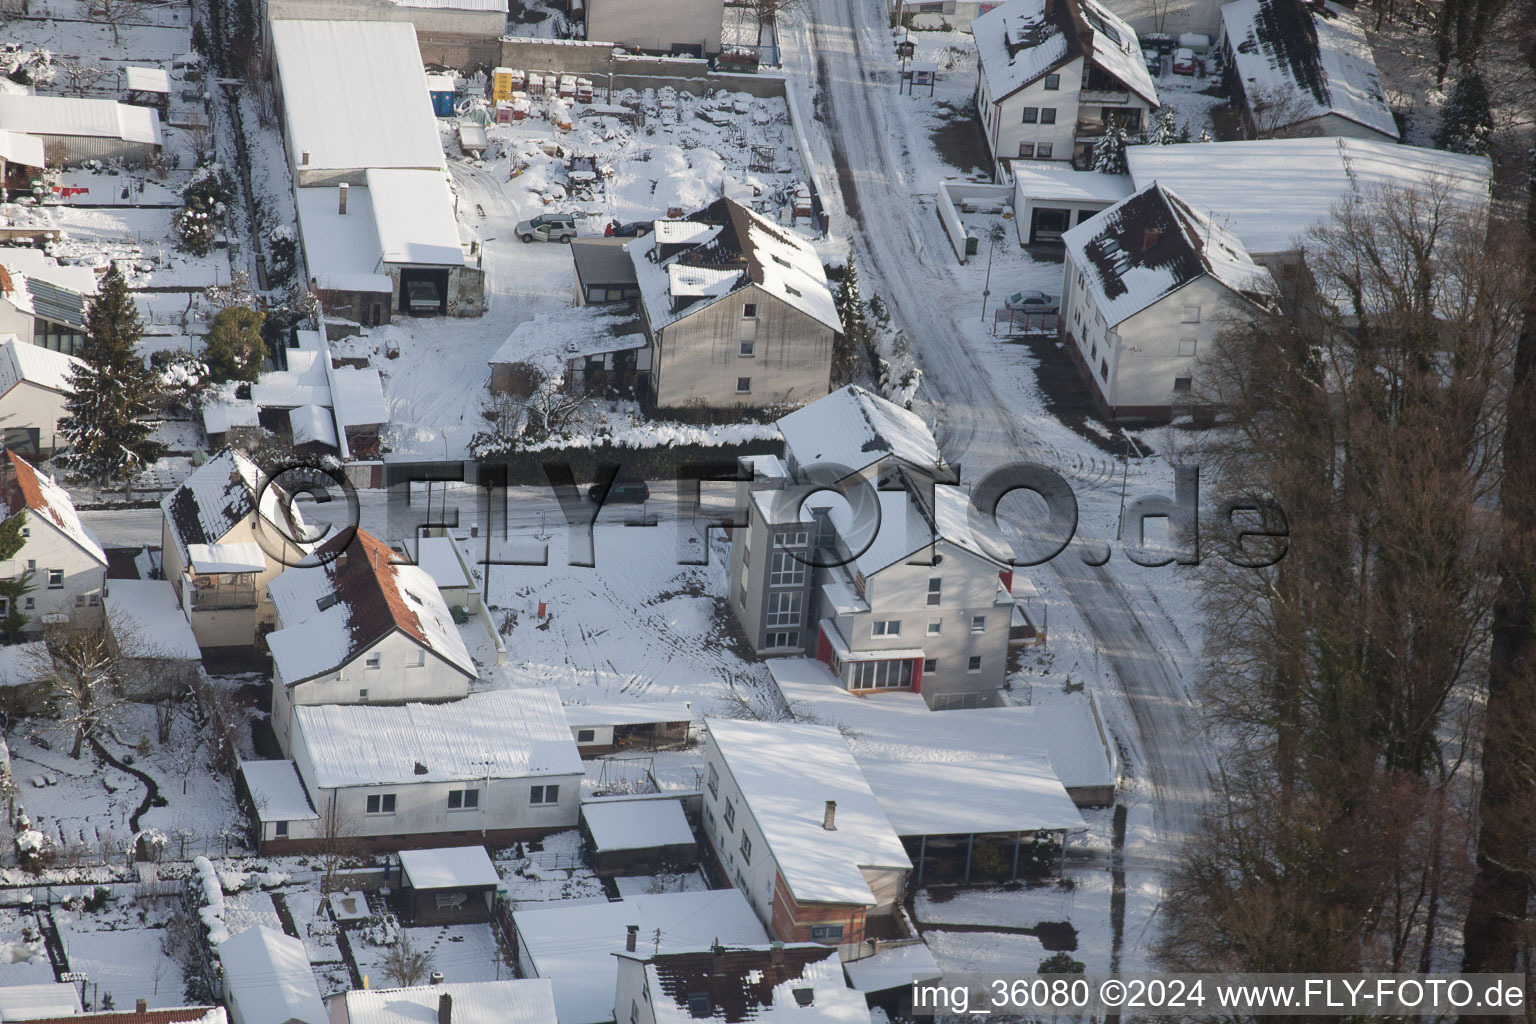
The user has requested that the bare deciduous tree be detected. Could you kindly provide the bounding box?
[315,795,363,894]
[380,931,435,987]
[1240,85,1317,139]
[84,0,148,47]
[34,613,131,759]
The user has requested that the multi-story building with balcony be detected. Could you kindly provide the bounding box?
[728,386,1034,710]
[973,0,1158,178]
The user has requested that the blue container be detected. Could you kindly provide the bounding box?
[430,90,455,117]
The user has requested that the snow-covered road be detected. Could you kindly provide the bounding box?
[788,0,1215,940]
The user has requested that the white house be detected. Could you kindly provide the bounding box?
[1058,181,1278,421]
[0,449,107,636]
[701,718,912,955]
[266,528,476,754]
[328,980,558,1024]
[267,688,583,852]
[0,337,84,457]
[0,94,163,166]
[613,943,872,1024]
[627,198,838,411]
[972,0,1158,177]
[219,926,326,1024]
[729,386,1028,710]
[160,448,311,655]
[512,890,769,1024]
[1219,0,1398,142]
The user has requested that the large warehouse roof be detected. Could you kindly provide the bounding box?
[271,20,445,174]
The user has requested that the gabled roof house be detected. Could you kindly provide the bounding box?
[1059,181,1278,421]
[0,449,107,635]
[266,528,476,753]
[0,336,86,456]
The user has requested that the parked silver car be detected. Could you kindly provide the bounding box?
[1004,289,1059,313]
[516,213,578,243]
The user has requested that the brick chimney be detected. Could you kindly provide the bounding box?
[822,800,837,831]
[1143,227,1161,252]
[438,993,452,1024]
[135,1001,147,1015]
[770,941,785,965]
[338,182,349,215]
[625,924,638,952]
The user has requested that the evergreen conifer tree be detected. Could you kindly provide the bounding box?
[1092,124,1129,174]
[832,248,867,385]
[58,263,164,487]
[1433,70,1493,155]
[1152,107,1180,144]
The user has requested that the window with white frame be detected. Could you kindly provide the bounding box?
[774,530,810,548]
[724,798,736,830]
[411,649,426,667]
[1018,142,1034,159]
[765,631,799,649]
[849,659,914,689]
[923,658,938,674]
[365,794,396,814]
[739,339,755,357]
[530,784,560,805]
[742,303,758,319]
[707,763,719,797]
[871,619,901,637]
[740,832,753,863]
[1037,143,1053,159]
[968,656,983,673]
[1021,106,1039,123]
[447,789,480,810]
[47,569,62,589]
[766,591,802,628]
[274,821,289,838]
[927,619,942,636]
[358,688,370,701]
[810,924,844,943]
[926,578,942,606]
[1182,305,1201,323]
[736,377,751,394]
[1178,337,1198,357]
[1174,376,1193,392]
[770,550,805,587]
[365,651,381,670]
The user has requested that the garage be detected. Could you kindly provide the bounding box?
[398,267,449,316]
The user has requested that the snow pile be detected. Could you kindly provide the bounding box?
[194,856,229,944]
[15,830,44,855]
[522,420,780,452]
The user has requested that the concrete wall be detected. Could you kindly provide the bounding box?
[0,382,70,455]
[272,629,474,754]
[498,37,616,75]
[1097,0,1224,37]
[586,0,725,56]
[701,731,781,928]
[652,284,833,410]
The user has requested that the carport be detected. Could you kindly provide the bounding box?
[859,758,1087,886]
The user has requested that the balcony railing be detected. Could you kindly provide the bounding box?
[1080,89,1131,104]
[189,583,258,611]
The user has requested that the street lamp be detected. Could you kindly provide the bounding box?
[980,222,1007,322]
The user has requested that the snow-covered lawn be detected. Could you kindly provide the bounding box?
[0,896,187,1008]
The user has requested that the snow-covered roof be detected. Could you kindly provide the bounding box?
[488,306,645,380]
[1221,0,1397,138]
[313,272,393,294]
[387,0,506,10]
[1126,137,1490,256]
[297,185,383,281]
[0,335,83,395]
[412,536,470,589]
[398,845,500,890]
[267,529,475,684]
[841,942,942,993]
[0,130,44,169]
[513,891,768,1024]
[809,479,1010,578]
[187,541,267,573]
[292,688,581,789]
[0,249,99,297]
[219,926,326,1024]
[270,21,445,174]
[1010,162,1132,204]
[201,398,260,435]
[973,0,1156,106]
[766,658,1116,792]
[331,366,388,427]
[289,403,338,448]
[563,701,695,728]
[629,198,839,334]
[0,640,47,686]
[0,268,88,329]
[124,66,171,94]
[0,95,163,146]
[776,385,942,475]
[338,981,556,1024]
[365,168,465,267]
[2,450,106,566]
[582,798,695,852]
[705,718,911,906]
[0,985,84,1021]
[161,448,303,562]
[239,759,320,822]
[1063,181,1277,327]
[638,945,871,1024]
[103,579,201,660]
[859,758,1085,836]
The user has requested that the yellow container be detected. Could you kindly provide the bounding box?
[492,66,515,102]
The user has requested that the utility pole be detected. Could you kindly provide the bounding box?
[980,223,1006,322]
